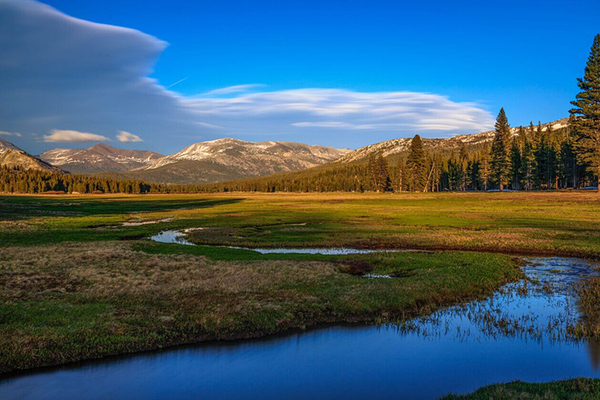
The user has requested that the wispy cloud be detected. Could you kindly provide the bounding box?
[202,84,266,96]
[0,0,192,153]
[0,131,22,137]
[184,89,495,137]
[44,130,110,143]
[116,131,143,142]
[0,0,495,153]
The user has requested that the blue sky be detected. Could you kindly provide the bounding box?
[1,0,598,154]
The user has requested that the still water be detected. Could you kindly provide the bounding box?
[2,255,600,399]
[149,230,418,255]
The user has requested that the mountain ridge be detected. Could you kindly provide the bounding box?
[40,143,164,173]
[125,139,351,184]
[0,139,62,172]
[334,118,569,164]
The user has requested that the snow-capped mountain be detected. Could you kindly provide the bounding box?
[40,143,164,173]
[0,139,62,172]
[123,138,350,184]
[145,138,349,172]
[335,118,569,164]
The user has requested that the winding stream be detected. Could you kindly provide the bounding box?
[2,234,600,399]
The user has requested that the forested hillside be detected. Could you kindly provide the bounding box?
[197,118,594,193]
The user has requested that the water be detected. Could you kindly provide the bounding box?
[2,258,600,399]
[149,230,423,255]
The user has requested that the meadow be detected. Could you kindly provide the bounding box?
[1,191,600,375]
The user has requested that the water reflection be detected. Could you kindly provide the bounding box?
[2,258,600,400]
[588,339,600,370]
[149,230,425,255]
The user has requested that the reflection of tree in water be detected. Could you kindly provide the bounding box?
[587,339,600,371]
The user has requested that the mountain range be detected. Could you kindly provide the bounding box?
[120,139,350,184]
[33,139,350,184]
[2,118,569,184]
[40,143,164,173]
[334,118,569,164]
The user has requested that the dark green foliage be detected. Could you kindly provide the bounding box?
[396,157,406,191]
[570,34,600,188]
[0,165,159,194]
[405,135,428,191]
[490,108,512,191]
[477,144,491,191]
[519,137,538,190]
[510,137,521,190]
[368,153,392,192]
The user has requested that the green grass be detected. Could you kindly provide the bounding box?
[0,241,521,374]
[440,378,600,399]
[2,191,599,374]
[2,192,600,257]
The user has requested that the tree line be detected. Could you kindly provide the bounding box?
[203,34,600,193]
[2,35,599,195]
[0,166,213,194]
[196,115,592,193]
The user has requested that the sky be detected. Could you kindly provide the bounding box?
[0,0,598,155]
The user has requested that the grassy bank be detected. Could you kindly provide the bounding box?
[440,378,600,399]
[1,191,598,373]
[0,242,520,374]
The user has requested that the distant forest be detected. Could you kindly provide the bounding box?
[2,34,599,195]
[0,117,594,194]
[199,118,594,193]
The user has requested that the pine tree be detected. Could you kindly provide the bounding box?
[406,135,427,191]
[478,144,491,191]
[490,108,512,191]
[459,143,468,191]
[570,34,600,191]
[519,138,538,190]
[510,137,522,190]
[367,154,378,190]
[376,153,391,192]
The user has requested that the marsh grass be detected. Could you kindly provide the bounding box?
[2,192,600,258]
[440,378,600,399]
[0,242,520,374]
[2,192,600,374]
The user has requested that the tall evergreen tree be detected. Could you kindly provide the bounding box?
[367,153,378,190]
[458,143,468,191]
[490,108,512,191]
[406,135,427,191]
[478,144,491,191]
[519,138,538,190]
[570,34,600,191]
[510,137,522,190]
[375,153,392,192]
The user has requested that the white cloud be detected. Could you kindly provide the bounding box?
[0,0,495,153]
[184,89,495,139]
[0,131,22,137]
[0,0,193,153]
[116,131,143,142]
[44,130,110,143]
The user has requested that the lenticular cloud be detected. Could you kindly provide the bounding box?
[0,0,494,154]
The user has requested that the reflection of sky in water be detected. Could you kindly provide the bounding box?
[149,230,425,254]
[2,257,600,400]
